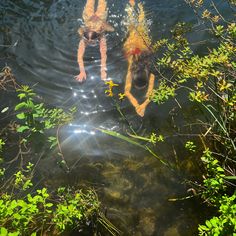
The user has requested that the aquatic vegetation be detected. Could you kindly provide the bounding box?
[102,0,235,235]
[151,0,236,235]
[15,85,76,135]
[0,162,108,235]
[12,85,77,169]
[0,69,120,236]
[198,150,236,236]
[185,141,197,153]
[97,127,169,167]
[151,80,176,105]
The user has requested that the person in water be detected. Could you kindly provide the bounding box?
[75,0,114,82]
[123,0,155,117]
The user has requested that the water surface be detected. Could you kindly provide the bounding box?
[0,0,217,235]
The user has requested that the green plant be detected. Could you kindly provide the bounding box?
[0,80,120,235]
[151,80,176,105]
[0,162,119,235]
[185,141,197,153]
[199,194,236,236]
[198,150,236,235]
[12,85,77,169]
[15,85,76,147]
[153,1,236,234]
[125,0,236,235]
[152,0,235,177]
[200,149,226,204]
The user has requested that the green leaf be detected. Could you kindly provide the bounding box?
[97,128,144,148]
[18,93,26,99]
[0,227,8,236]
[205,220,212,228]
[198,224,209,231]
[9,232,20,236]
[17,126,29,133]
[16,113,26,120]
[224,176,236,180]
[15,102,27,111]
[46,203,53,208]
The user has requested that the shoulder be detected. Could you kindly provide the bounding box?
[78,27,85,36]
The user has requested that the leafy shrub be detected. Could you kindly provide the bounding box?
[0,176,101,235]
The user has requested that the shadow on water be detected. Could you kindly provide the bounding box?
[0,0,224,235]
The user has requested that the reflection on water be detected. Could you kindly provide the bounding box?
[0,0,214,235]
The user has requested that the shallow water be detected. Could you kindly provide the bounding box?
[0,0,228,235]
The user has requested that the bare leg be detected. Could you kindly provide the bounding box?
[96,0,107,21]
[83,0,95,22]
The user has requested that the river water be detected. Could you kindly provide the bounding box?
[0,0,226,235]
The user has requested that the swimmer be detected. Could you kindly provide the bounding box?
[123,0,155,117]
[75,0,114,82]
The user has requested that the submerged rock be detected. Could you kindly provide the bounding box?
[136,208,156,236]
[164,226,180,236]
[104,187,129,204]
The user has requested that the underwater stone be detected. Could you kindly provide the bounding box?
[164,226,180,236]
[136,208,156,236]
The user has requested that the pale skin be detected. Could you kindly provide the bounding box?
[76,35,107,82]
[124,62,155,117]
[75,0,113,82]
[129,0,135,7]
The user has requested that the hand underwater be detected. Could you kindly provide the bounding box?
[75,71,87,82]
[135,104,146,117]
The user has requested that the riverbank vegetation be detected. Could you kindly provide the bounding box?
[153,0,236,234]
[104,0,235,235]
[0,69,119,235]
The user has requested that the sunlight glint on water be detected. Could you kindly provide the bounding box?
[0,0,215,235]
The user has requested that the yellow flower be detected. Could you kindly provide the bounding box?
[118,93,126,100]
[105,80,119,88]
[105,80,119,97]
[105,89,113,97]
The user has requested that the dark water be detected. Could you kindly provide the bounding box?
[0,0,225,235]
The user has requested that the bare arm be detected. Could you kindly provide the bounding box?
[146,73,155,98]
[77,39,86,73]
[124,64,139,108]
[75,39,87,82]
[100,35,107,80]
[136,73,155,116]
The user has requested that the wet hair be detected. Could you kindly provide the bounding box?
[131,52,151,89]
